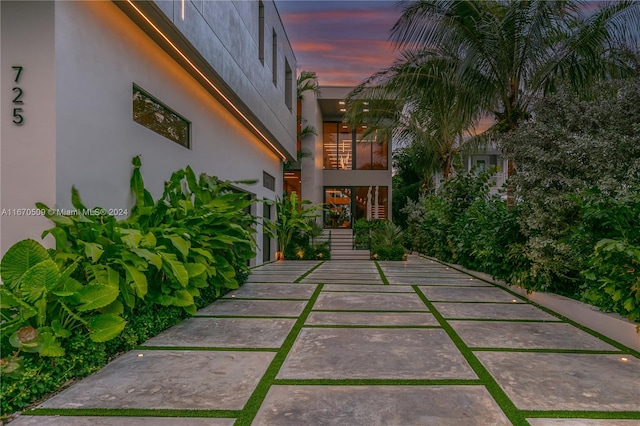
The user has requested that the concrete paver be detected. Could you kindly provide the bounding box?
[39,350,274,410]
[223,283,317,299]
[306,311,439,326]
[8,417,236,426]
[450,321,618,350]
[142,318,296,348]
[277,328,477,380]
[253,385,510,425]
[313,291,428,311]
[197,299,306,317]
[476,352,640,411]
[15,256,639,425]
[434,302,562,320]
[420,286,526,302]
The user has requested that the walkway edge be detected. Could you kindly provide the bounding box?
[424,256,640,351]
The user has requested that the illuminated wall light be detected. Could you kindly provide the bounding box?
[181,0,185,20]
[126,0,287,161]
[338,101,345,105]
[340,108,346,112]
[363,108,369,112]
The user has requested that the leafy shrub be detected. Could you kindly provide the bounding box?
[272,193,322,259]
[353,218,385,249]
[578,186,640,320]
[1,157,255,417]
[371,245,406,261]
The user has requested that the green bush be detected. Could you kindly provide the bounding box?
[0,157,254,418]
[371,245,406,261]
[578,186,640,321]
[353,218,385,249]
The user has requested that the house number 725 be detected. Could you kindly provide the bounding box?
[12,66,24,125]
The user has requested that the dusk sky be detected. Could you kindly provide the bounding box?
[275,0,404,86]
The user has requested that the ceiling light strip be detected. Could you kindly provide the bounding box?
[126,0,287,161]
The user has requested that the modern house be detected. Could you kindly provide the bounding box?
[0,0,298,265]
[287,85,393,229]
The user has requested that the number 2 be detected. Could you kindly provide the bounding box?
[12,87,23,104]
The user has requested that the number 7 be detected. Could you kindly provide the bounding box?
[12,66,23,83]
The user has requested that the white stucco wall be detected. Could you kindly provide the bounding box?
[1,1,283,264]
[1,1,57,255]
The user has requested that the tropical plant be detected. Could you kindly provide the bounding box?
[349,0,639,184]
[273,193,322,258]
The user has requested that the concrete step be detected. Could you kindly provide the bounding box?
[331,250,370,260]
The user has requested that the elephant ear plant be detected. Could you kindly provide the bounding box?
[0,239,127,377]
[0,156,257,382]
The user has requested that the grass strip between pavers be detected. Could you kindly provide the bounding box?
[293,261,325,283]
[194,315,298,319]
[233,283,324,426]
[445,318,563,323]
[25,408,240,418]
[425,256,640,358]
[137,346,279,352]
[303,324,442,329]
[220,297,310,301]
[374,260,390,285]
[521,410,640,420]
[412,285,529,426]
[272,378,482,386]
[311,309,430,313]
[470,348,626,354]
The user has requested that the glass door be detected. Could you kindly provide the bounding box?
[324,187,352,228]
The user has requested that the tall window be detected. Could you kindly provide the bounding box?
[272,30,277,85]
[258,1,265,64]
[323,122,387,170]
[285,59,293,110]
[132,84,190,148]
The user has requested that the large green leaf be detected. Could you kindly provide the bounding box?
[89,314,126,342]
[81,242,104,263]
[70,186,88,211]
[165,235,191,259]
[185,263,207,278]
[99,299,124,315]
[141,232,157,248]
[51,276,83,297]
[171,289,194,307]
[121,229,143,248]
[77,284,120,312]
[0,239,51,290]
[38,332,65,357]
[88,265,120,288]
[119,280,135,308]
[159,252,189,287]
[131,248,162,269]
[122,263,148,299]
[20,260,60,303]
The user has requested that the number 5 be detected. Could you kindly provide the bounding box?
[13,108,24,125]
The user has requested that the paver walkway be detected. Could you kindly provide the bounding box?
[9,256,640,425]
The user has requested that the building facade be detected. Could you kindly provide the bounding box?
[289,85,393,228]
[1,0,297,264]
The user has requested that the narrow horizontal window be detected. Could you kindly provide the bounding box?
[133,84,190,148]
[263,171,276,191]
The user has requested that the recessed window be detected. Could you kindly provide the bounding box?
[258,1,265,64]
[272,29,277,85]
[263,171,276,191]
[133,84,190,148]
[285,59,293,110]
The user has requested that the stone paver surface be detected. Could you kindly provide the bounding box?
[17,256,638,425]
[197,299,306,316]
[39,350,274,410]
[476,352,640,411]
[142,317,296,348]
[277,328,477,379]
[253,385,510,425]
[9,417,235,426]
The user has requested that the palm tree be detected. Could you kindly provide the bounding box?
[349,0,640,178]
